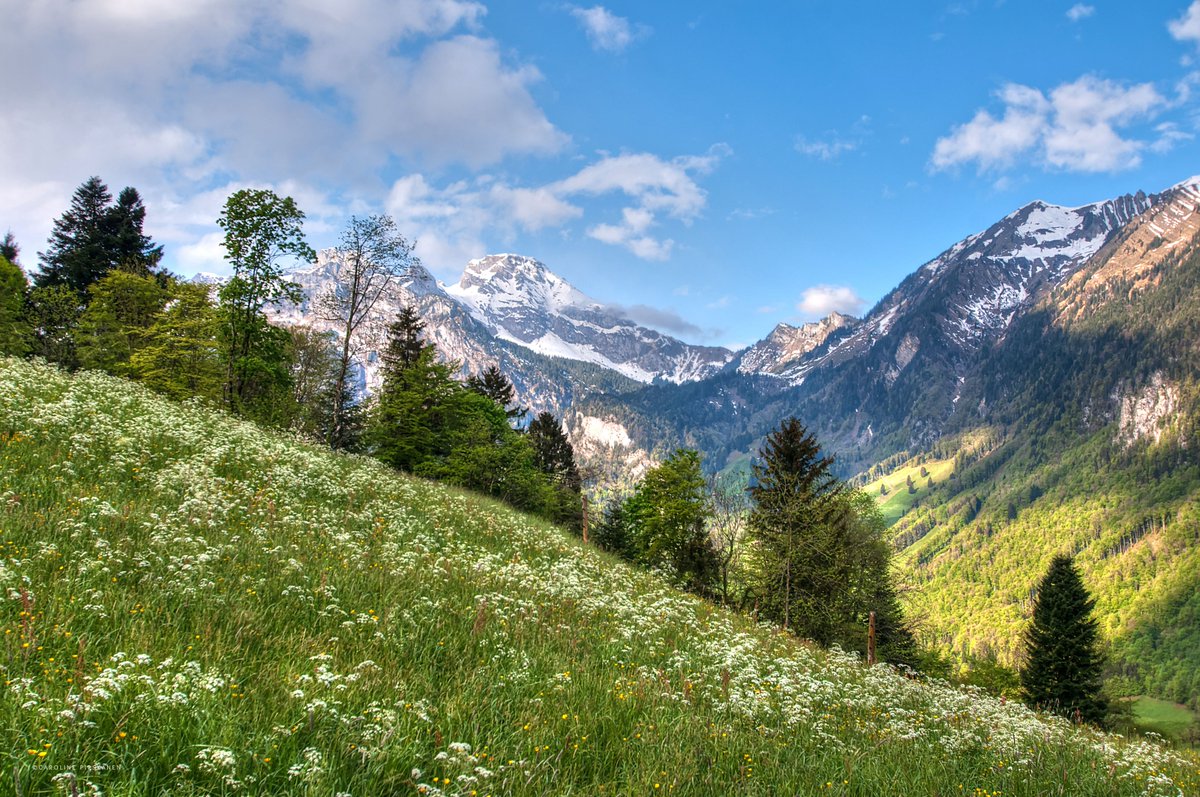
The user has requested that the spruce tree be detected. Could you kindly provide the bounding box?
[1020,554,1107,725]
[467,364,526,422]
[37,177,163,294]
[747,417,843,634]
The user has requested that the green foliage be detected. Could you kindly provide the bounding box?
[526,410,583,530]
[0,256,31,356]
[216,188,313,415]
[287,325,360,446]
[128,282,222,402]
[468,364,526,422]
[748,418,913,662]
[36,177,162,295]
[3,358,1196,796]
[0,230,19,263]
[26,284,82,368]
[627,449,718,595]
[1021,555,1107,725]
[76,270,168,376]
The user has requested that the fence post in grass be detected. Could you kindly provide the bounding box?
[581,493,589,544]
[867,610,877,666]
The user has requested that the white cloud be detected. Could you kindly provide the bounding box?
[796,285,865,319]
[383,147,726,273]
[1066,4,1094,22]
[931,76,1165,173]
[569,6,648,53]
[1170,2,1200,46]
[0,0,570,274]
[794,136,857,160]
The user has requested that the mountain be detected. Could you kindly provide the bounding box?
[883,177,1200,704]
[571,182,1178,478]
[446,253,733,384]
[265,252,729,419]
[557,177,1200,706]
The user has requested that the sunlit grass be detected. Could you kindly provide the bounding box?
[2,357,1197,796]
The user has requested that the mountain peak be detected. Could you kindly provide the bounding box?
[460,253,560,290]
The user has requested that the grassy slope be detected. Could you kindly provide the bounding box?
[862,457,955,526]
[2,359,1196,797]
[1131,698,1197,741]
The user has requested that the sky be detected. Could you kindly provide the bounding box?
[4,1,1200,350]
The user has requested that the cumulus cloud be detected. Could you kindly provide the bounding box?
[384,146,726,275]
[796,285,865,319]
[0,0,567,265]
[569,5,649,52]
[1170,1,1200,46]
[1066,4,1095,22]
[931,76,1166,173]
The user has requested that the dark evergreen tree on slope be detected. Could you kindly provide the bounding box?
[1021,554,1107,725]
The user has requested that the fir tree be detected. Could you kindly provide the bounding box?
[467,364,526,422]
[1,231,20,264]
[747,417,843,634]
[36,177,162,294]
[1021,554,1107,725]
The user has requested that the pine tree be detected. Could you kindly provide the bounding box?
[109,187,164,277]
[36,177,162,294]
[747,417,843,634]
[1,231,20,264]
[467,364,526,422]
[1021,554,1107,725]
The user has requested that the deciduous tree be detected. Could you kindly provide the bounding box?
[316,214,418,447]
[216,189,314,414]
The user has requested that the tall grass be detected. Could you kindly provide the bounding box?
[2,358,1197,796]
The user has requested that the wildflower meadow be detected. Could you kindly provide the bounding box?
[2,357,1197,796]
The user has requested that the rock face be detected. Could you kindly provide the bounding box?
[574,177,1199,476]
[446,254,733,384]
[264,251,732,420]
[733,312,858,378]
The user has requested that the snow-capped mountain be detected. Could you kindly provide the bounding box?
[571,177,1200,477]
[733,312,858,377]
[446,254,734,384]
[738,189,1155,385]
[264,250,724,417]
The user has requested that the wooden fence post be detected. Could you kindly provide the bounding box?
[581,494,589,544]
[867,610,877,666]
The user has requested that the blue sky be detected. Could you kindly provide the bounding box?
[4,1,1200,349]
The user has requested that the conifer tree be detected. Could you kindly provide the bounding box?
[467,364,526,422]
[37,177,162,294]
[747,417,843,634]
[1,231,20,264]
[526,411,581,492]
[1021,554,1107,725]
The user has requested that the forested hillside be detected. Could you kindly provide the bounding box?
[889,200,1200,707]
